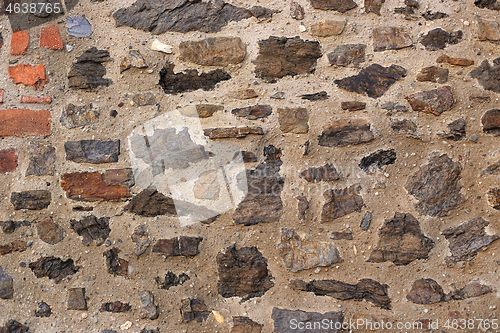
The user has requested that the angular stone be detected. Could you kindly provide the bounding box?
[65,140,120,164]
[442,217,499,264]
[68,48,112,89]
[482,159,500,175]
[217,245,274,300]
[180,298,210,322]
[254,36,322,82]
[301,91,329,101]
[381,102,408,112]
[416,66,449,83]
[341,101,366,111]
[277,108,309,133]
[420,28,463,51]
[290,2,305,20]
[290,278,391,309]
[368,213,435,265]
[310,20,346,37]
[179,37,246,66]
[373,27,413,52]
[405,153,464,216]
[67,288,87,310]
[10,30,29,55]
[120,50,148,73]
[360,211,372,230]
[0,220,30,234]
[475,0,500,9]
[451,280,493,300]
[279,228,342,272]
[438,118,466,141]
[299,163,339,182]
[407,279,445,304]
[477,19,500,42]
[406,86,454,115]
[390,118,417,134]
[436,55,474,67]
[40,25,63,50]
[309,0,357,12]
[101,169,135,188]
[318,119,374,147]
[103,247,128,276]
[70,215,110,246]
[335,64,406,98]
[204,126,264,139]
[240,151,257,163]
[11,190,51,210]
[469,58,500,93]
[481,109,500,135]
[61,171,131,201]
[193,171,220,200]
[60,103,99,129]
[228,89,258,99]
[232,105,272,120]
[365,0,385,14]
[232,316,262,333]
[155,271,190,290]
[29,256,80,283]
[124,189,176,217]
[152,237,203,257]
[8,64,48,90]
[37,219,64,245]
[330,229,353,240]
[272,308,343,333]
[159,62,230,94]
[138,290,158,320]
[132,93,156,106]
[0,320,29,333]
[322,184,364,222]
[0,267,14,299]
[100,301,131,313]
[35,302,52,317]
[0,148,17,174]
[422,11,448,20]
[328,44,365,68]
[131,225,151,256]
[296,196,309,220]
[0,241,27,255]
[359,149,396,173]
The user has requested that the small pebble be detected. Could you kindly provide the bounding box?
[470,134,477,142]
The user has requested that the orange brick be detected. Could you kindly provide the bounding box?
[20,95,52,104]
[10,30,29,55]
[40,25,63,50]
[0,109,52,137]
[0,148,18,174]
[8,64,48,90]
[60,172,131,202]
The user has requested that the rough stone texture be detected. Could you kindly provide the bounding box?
[0,320,29,333]
[70,215,110,246]
[279,228,342,272]
[329,229,353,240]
[132,93,156,106]
[301,91,329,101]
[29,256,80,283]
[11,190,51,210]
[277,108,309,133]
[368,213,435,265]
[254,36,322,82]
[204,126,264,139]
[482,159,500,175]
[138,290,158,320]
[159,62,230,94]
[475,0,500,9]
[416,66,449,83]
[271,308,343,333]
[327,44,365,67]
[318,119,374,147]
[381,101,408,112]
[481,109,500,135]
[373,27,413,51]
[360,211,372,230]
[405,153,464,217]
[232,105,272,120]
[40,25,63,50]
[390,118,418,135]
[131,225,151,256]
[37,219,64,245]
[341,101,366,111]
[406,86,454,115]
[406,279,445,304]
[0,221,30,234]
[436,55,474,67]
[0,241,27,256]
[0,267,14,300]
[419,28,463,51]
[438,118,466,141]
[321,184,364,222]
[290,2,305,20]
[103,247,129,276]
[61,172,131,201]
[67,288,87,310]
[0,109,52,137]
[179,37,246,66]
[65,140,120,164]
[334,64,406,98]
[228,89,258,99]
[232,316,262,333]
[60,103,99,129]
[365,0,385,15]
[120,50,148,73]
[68,48,112,89]
[422,11,448,20]
[10,31,29,55]
[8,63,48,90]
[359,149,396,172]
[124,189,176,217]
[0,148,17,174]
[309,0,357,12]
[152,237,203,257]
[470,58,500,93]
[442,217,499,264]
[100,301,131,313]
[290,278,392,309]
[477,19,500,42]
[101,169,135,188]
[35,302,52,317]
[180,298,210,322]
[20,95,52,104]
[217,245,274,300]
[299,163,339,182]
[310,20,345,37]
[155,271,190,290]
[296,196,309,220]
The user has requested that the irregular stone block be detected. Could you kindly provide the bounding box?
[29,256,80,283]
[0,320,29,333]
[70,215,110,246]
[318,119,374,147]
[10,30,29,55]
[120,50,148,73]
[132,93,156,106]
[180,298,209,322]
[232,105,272,120]
[155,271,189,290]
[228,89,258,99]
[436,55,474,66]
[101,169,134,188]
[416,66,449,83]
[477,19,500,42]
[20,95,51,104]
[67,288,87,310]
[277,108,309,133]
[40,25,63,50]
[0,241,27,255]
[438,118,466,141]
[8,63,48,90]
[272,308,343,333]
[60,103,99,129]
[365,0,386,15]
[330,229,353,240]
[0,109,51,137]
[100,301,131,313]
[177,104,223,118]
[35,302,52,317]
[481,109,500,135]
[328,44,365,68]
[406,279,445,304]
[11,190,51,210]
[124,189,176,217]
[37,219,64,245]
[475,0,500,9]
[360,211,372,230]
[299,163,339,182]
[422,11,448,20]
[0,220,30,234]
[406,86,454,115]
[290,2,305,20]
[359,149,396,172]
[159,62,230,94]
[0,267,14,299]
[381,102,408,112]
[0,148,17,174]
[322,184,364,222]
[309,0,357,12]
[65,140,120,164]
[232,316,262,333]
[296,196,309,220]
[481,159,500,175]
[301,91,329,101]
[470,58,500,93]
[131,225,151,256]
[204,126,264,139]
[138,290,158,320]
[152,237,203,257]
[419,28,463,51]
[179,37,246,66]
[68,48,112,89]
[341,101,366,111]
[310,20,346,37]
[61,171,131,201]
[103,247,128,276]
[373,27,412,52]
[390,118,417,134]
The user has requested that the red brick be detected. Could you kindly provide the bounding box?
[0,89,3,103]
[60,172,131,202]
[0,148,18,174]
[40,25,63,50]
[20,95,52,104]
[0,109,52,137]
[8,64,48,90]
[10,30,29,55]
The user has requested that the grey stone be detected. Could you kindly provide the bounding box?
[65,140,120,164]
[0,266,14,299]
[26,142,56,176]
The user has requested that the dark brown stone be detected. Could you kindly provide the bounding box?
[334,64,406,98]
[390,118,418,134]
[180,298,210,322]
[67,288,87,310]
[299,163,340,182]
[368,213,435,265]
[37,219,64,245]
[438,118,466,141]
[407,279,445,304]
[365,0,385,14]
[419,28,463,51]
[290,2,305,20]
[405,0,419,7]
[131,225,151,256]
[100,301,131,313]
[477,18,500,42]
[65,140,120,164]
[11,190,51,210]
[204,126,264,139]
[133,93,156,106]
[125,189,177,217]
[60,103,100,129]
[296,196,309,220]
[254,36,322,82]
[0,220,30,234]
[373,27,412,52]
[35,302,52,317]
[341,101,366,111]
[451,281,493,300]
[482,159,500,175]
[26,142,56,176]
[422,11,448,20]
[416,66,449,83]
[318,119,374,147]
[70,215,110,246]
[138,290,158,320]
[179,37,246,66]
[241,151,257,163]
[327,44,365,68]
[0,320,29,333]
[393,6,418,20]
[272,308,343,333]
[61,172,131,202]
[217,245,274,300]
[405,153,464,216]
[0,267,13,299]
[103,247,128,276]
[469,96,491,103]
[232,316,262,333]
[309,0,357,12]
[437,55,474,67]
[152,237,203,257]
[0,148,17,174]
[301,91,329,101]
[29,256,80,283]
[322,184,364,222]
[360,211,372,230]
[406,86,455,115]
[330,229,353,240]
[232,105,272,120]
[359,149,396,172]
[290,278,392,309]
[481,109,500,135]
[470,58,500,93]
[155,271,190,290]
[68,48,112,89]
[381,102,408,112]
[475,0,500,9]
[0,241,27,256]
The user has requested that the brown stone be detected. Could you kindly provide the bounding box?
[373,27,413,52]
[407,279,445,304]
[470,58,500,93]
[0,241,27,256]
[138,290,158,320]
[296,196,309,220]
[35,302,52,318]
[180,298,210,322]
[25,142,55,176]
[11,190,51,210]
[309,0,357,12]
[67,288,87,310]
[0,109,51,137]
[420,28,463,51]
[232,105,272,119]
[406,86,454,115]
[232,316,262,333]
[179,37,246,66]
[422,11,448,20]
[299,163,339,182]
[481,109,500,134]
[318,119,374,147]
[0,320,29,333]
[159,62,230,94]
[100,301,131,313]
[60,103,99,129]
[131,225,151,256]
[327,44,365,68]
[416,66,448,83]
[204,126,264,139]
[20,95,52,104]
[390,118,418,135]
[68,48,112,89]
[481,159,500,175]
[70,215,110,246]
[438,118,466,141]
[469,96,491,103]
[10,30,29,55]
[360,211,373,230]
[359,149,396,172]
[152,236,203,257]
[124,189,177,217]
[101,169,134,188]
[477,19,500,42]
[29,256,80,283]
[341,101,366,111]
[0,220,30,234]
[277,107,309,133]
[310,20,346,37]
[227,89,258,99]
[132,92,156,106]
[475,0,500,10]
[365,0,385,15]
[0,148,18,174]
[120,50,148,73]
[290,2,305,20]
[155,271,190,290]
[452,280,493,300]
[103,247,128,276]
[61,172,131,202]
[329,229,353,240]
[0,266,14,299]
[65,140,120,164]
[436,55,474,66]
[301,91,329,101]
[8,63,48,90]
[322,184,364,222]
[40,25,63,50]
[272,308,343,333]
[37,219,64,245]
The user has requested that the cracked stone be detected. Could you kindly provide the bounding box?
[310,20,346,37]
[277,108,309,133]
[152,237,203,257]
[61,171,131,201]
[35,302,52,317]
[341,101,366,111]
[180,298,210,322]
[60,103,99,129]
[100,301,131,313]
[318,119,374,147]
[290,2,305,19]
[70,215,110,246]
[0,267,14,299]
[26,142,56,176]
[296,196,309,220]
[365,0,385,15]
[481,159,500,175]
[11,190,51,210]
[469,58,500,93]
[67,288,87,310]
[0,109,52,137]
[65,140,120,164]
[124,190,176,217]
[8,64,48,90]
[330,229,353,240]
[0,241,27,256]
[406,86,454,115]
[37,219,64,245]
[309,0,357,12]
[179,104,223,118]
[159,62,230,94]
[272,308,343,333]
[132,93,156,106]
[68,48,112,89]
[138,290,158,320]
[416,66,449,83]
[328,44,365,68]
[322,184,364,222]
[419,28,463,51]
[155,271,190,290]
[232,105,272,120]
[299,163,339,182]
[103,247,129,276]
[438,118,466,141]
[477,19,500,42]
[179,37,246,66]
[131,225,151,256]
[481,109,500,135]
[436,55,474,67]
[29,256,80,283]
[359,149,396,173]
[120,50,148,73]
[232,316,262,333]
[390,118,418,135]
[373,27,412,52]
[204,127,264,139]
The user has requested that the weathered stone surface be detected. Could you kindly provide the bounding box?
[67,288,87,310]
[406,86,454,115]
[279,228,342,272]
[475,0,500,9]
[10,30,29,55]
[232,316,262,333]
[68,48,112,89]
[254,36,322,82]
[420,28,463,51]
[368,213,435,265]
[35,302,52,317]
[390,118,417,134]
[405,153,463,216]
[155,271,190,290]
[322,184,364,222]
[100,301,131,313]
[365,0,385,15]
[40,25,63,50]
[482,159,500,175]
[416,66,449,83]
[159,62,230,94]
[359,149,396,172]
[296,196,309,220]
[436,55,474,67]
[318,119,374,147]
[120,50,147,73]
[70,215,110,246]
[179,37,246,66]
[232,105,272,120]
[204,126,264,139]
[0,241,27,255]
[0,148,17,174]
[178,104,223,118]
[442,217,499,264]
[301,91,329,101]
[407,279,445,304]
[309,0,357,12]
[334,64,406,98]
[373,27,412,52]
[272,308,343,333]
[131,225,151,256]
[477,19,500,42]
[138,290,158,320]
[101,169,135,188]
[217,245,274,300]
[394,5,417,19]
[61,172,131,201]
[452,280,493,300]
[360,211,372,230]
[132,93,156,106]
[26,142,56,176]
[180,298,210,322]
[290,2,305,20]
[193,170,220,200]
[300,163,339,182]
[0,220,30,234]
[329,229,353,240]
[341,101,366,111]
[0,320,29,333]
[310,20,345,37]
[65,140,120,164]
[481,109,500,135]
[29,256,80,283]
[0,267,13,299]
[37,219,64,245]
[0,109,52,137]
[124,190,176,217]
[277,108,309,133]
[8,64,48,90]
[470,58,500,93]
[103,247,128,276]
[422,11,448,20]
[228,89,258,99]
[290,278,392,309]
[152,237,203,257]
[60,103,99,128]
[327,44,365,68]
[381,101,408,112]
[438,118,466,140]
[11,190,51,210]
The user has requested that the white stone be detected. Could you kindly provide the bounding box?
[151,39,173,54]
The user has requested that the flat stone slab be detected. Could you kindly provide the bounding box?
[327,44,365,67]
[61,171,131,202]
[318,119,374,147]
[272,308,343,333]
[309,0,357,12]
[11,190,51,210]
[29,256,80,283]
[481,109,500,135]
[310,20,345,37]
[152,236,203,257]
[470,58,500,93]
[68,48,112,89]
[373,26,413,51]
[60,103,99,129]
[277,108,309,133]
[65,140,120,164]
[359,149,396,172]
[406,86,454,115]
[70,215,110,246]
[299,163,339,182]
[232,105,272,120]
[26,142,56,176]
[179,37,246,66]
[322,184,364,222]
[416,66,448,83]
[419,28,463,51]
[180,298,209,322]
[37,219,64,245]
[67,288,87,310]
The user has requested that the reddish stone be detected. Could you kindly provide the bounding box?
[481,109,500,132]
[436,55,474,67]
[0,89,3,103]
[60,171,131,202]
[406,86,454,116]
[0,148,17,174]
[8,64,48,90]
[10,30,29,55]
[20,95,52,104]
[0,109,52,137]
[40,25,63,50]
